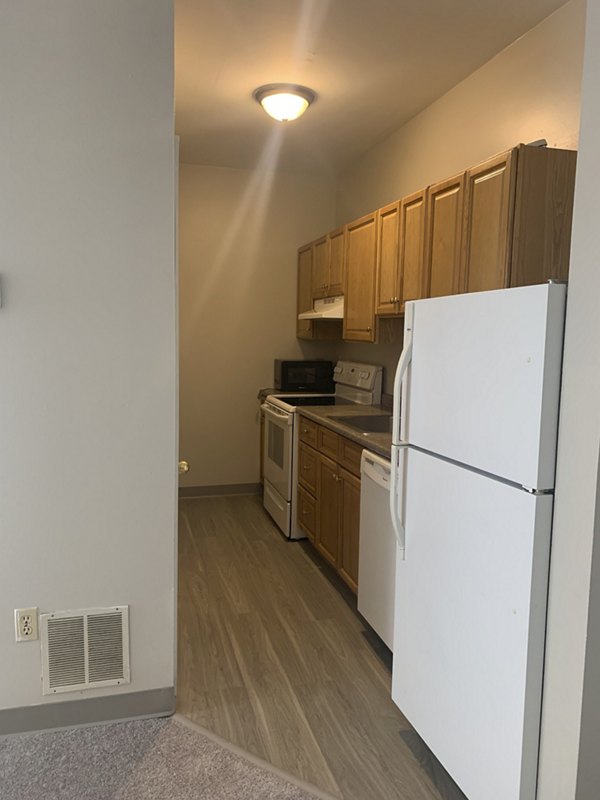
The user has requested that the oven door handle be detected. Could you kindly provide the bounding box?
[261,403,293,425]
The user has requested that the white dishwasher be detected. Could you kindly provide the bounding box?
[358,450,397,650]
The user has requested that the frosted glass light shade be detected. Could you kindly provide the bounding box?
[254,84,316,122]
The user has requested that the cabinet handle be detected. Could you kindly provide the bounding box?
[303,465,311,471]
[302,428,309,433]
[302,509,310,515]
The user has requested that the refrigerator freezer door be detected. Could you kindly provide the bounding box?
[404,284,565,490]
[392,449,552,800]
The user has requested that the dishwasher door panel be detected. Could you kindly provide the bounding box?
[358,450,396,649]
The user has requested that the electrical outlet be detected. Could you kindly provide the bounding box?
[15,608,38,642]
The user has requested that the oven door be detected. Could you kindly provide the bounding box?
[261,402,294,501]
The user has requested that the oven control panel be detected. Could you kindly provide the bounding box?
[334,361,382,392]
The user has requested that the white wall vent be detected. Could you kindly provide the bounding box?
[40,606,130,695]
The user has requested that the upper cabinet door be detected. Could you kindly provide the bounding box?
[297,244,314,340]
[376,201,400,316]
[461,149,516,294]
[399,188,427,310]
[510,145,577,288]
[328,227,345,296]
[425,173,465,298]
[312,236,329,299]
[343,212,377,342]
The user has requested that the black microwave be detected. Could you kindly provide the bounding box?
[274,359,334,393]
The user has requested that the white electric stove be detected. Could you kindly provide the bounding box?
[261,361,382,539]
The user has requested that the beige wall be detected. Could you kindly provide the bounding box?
[336,0,585,224]
[0,0,176,713]
[178,163,336,488]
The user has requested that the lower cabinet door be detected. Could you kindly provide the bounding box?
[297,485,317,542]
[317,454,340,568]
[339,468,361,593]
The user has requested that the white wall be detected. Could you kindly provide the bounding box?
[178,162,335,488]
[537,0,600,796]
[336,0,585,224]
[0,1,177,711]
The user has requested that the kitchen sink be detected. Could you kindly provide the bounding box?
[330,414,392,434]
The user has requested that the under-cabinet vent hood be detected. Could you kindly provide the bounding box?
[298,296,344,320]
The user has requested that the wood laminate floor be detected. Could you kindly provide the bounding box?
[177,495,466,800]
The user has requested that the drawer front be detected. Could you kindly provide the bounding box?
[298,417,318,448]
[338,436,363,477]
[318,425,339,460]
[297,485,317,541]
[298,442,318,495]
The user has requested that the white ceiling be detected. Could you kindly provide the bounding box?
[175,0,568,173]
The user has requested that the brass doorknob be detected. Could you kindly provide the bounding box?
[179,461,190,474]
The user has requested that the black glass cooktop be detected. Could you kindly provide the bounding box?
[279,396,351,407]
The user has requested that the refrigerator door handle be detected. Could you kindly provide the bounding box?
[390,443,407,557]
[392,308,413,446]
[390,304,413,558]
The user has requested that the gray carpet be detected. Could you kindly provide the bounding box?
[0,716,330,799]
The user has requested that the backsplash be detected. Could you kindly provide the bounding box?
[298,317,404,396]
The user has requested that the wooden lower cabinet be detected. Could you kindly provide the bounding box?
[296,418,363,593]
[316,454,340,568]
[297,485,317,542]
[298,442,318,495]
[338,469,360,592]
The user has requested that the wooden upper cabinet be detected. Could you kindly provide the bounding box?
[297,145,576,336]
[343,212,377,342]
[509,145,577,287]
[425,173,465,298]
[375,201,400,316]
[399,188,427,310]
[328,227,345,296]
[311,228,345,300]
[312,236,329,299]
[461,144,577,294]
[461,150,516,294]
[297,244,313,339]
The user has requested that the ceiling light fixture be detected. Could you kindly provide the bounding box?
[253,83,316,122]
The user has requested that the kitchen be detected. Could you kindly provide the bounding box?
[177,2,588,799]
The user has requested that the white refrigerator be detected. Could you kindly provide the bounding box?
[389,283,566,800]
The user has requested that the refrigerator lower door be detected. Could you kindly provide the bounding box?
[392,448,552,800]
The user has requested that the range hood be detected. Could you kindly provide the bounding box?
[298,296,344,320]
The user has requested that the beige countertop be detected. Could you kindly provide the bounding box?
[297,405,392,460]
